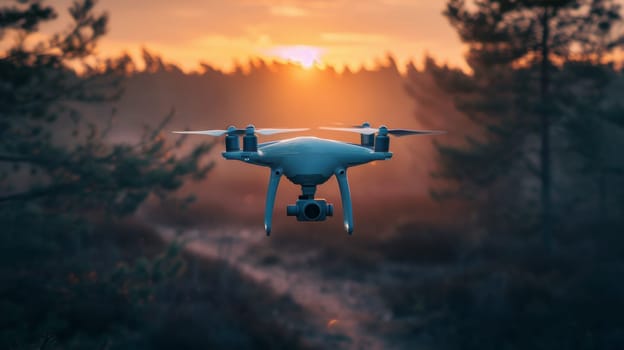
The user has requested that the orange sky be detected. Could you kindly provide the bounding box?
[42,0,467,72]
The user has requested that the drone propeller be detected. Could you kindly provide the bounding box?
[320,125,446,137]
[172,125,309,136]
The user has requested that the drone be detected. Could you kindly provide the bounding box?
[173,123,444,235]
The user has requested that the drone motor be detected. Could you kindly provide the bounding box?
[225,135,240,151]
[243,132,258,152]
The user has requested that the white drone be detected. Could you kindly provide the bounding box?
[173,123,444,235]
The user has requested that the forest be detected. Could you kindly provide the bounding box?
[1,0,624,349]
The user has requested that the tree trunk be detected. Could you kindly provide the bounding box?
[540,7,553,251]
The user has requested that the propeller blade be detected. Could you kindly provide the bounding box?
[173,127,308,136]
[319,127,378,135]
[388,129,447,137]
[320,126,446,136]
[172,130,228,136]
[255,128,310,135]
[172,128,247,136]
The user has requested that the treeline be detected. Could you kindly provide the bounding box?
[96,48,419,132]
[103,47,414,77]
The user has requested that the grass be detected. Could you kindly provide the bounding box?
[0,211,315,350]
[375,222,624,350]
[94,219,315,350]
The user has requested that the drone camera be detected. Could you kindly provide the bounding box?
[287,199,333,221]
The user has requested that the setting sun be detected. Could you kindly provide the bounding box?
[37,0,470,73]
[267,45,324,68]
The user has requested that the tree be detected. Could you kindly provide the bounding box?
[559,64,624,224]
[420,0,624,245]
[0,1,213,347]
[0,0,212,212]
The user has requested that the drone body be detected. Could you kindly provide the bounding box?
[173,123,443,235]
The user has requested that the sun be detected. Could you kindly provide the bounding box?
[267,45,324,69]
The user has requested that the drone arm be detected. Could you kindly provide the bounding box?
[264,168,282,236]
[334,168,354,235]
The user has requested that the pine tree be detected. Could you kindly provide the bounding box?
[421,0,624,245]
[560,64,624,225]
[0,0,213,211]
[0,1,213,347]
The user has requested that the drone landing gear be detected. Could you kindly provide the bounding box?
[335,168,354,235]
[264,169,354,236]
[264,168,282,236]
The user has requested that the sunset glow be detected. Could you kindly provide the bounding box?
[267,46,323,68]
[41,0,467,73]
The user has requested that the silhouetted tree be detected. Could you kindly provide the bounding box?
[0,1,213,347]
[421,0,624,245]
[560,64,624,224]
[0,0,212,212]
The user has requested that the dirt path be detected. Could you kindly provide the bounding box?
[157,225,393,350]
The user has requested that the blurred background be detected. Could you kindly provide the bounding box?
[1,0,624,349]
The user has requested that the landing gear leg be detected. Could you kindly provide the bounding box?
[264,168,282,236]
[334,168,354,235]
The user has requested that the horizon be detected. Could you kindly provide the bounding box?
[98,48,458,75]
[39,0,469,73]
[32,0,624,75]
